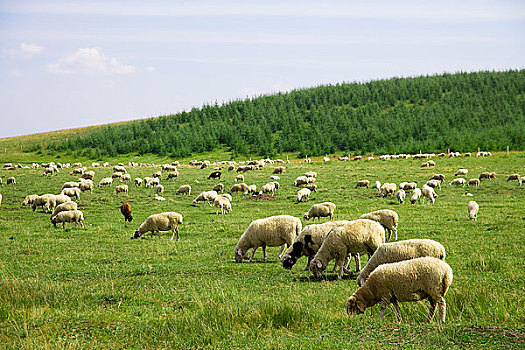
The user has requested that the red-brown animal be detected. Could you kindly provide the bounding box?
[120,201,133,222]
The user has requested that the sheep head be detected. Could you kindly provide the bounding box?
[346,295,366,315]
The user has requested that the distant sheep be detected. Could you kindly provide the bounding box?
[346,257,453,323]
[78,179,94,192]
[61,187,81,200]
[479,172,495,181]
[467,178,480,187]
[155,184,164,194]
[378,183,396,198]
[400,182,417,191]
[303,202,336,221]
[449,178,466,187]
[260,183,276,196]
[113,184,129,195]
[166,171,179,180]
[305,183,317,192]
[468,201,479,221]
[359,209,399,241]
[208,171,221,180]
[120,201,132,222]
[6,177,16,185]
[192,190,218,207]
[120,173,131,182]
[132,212,183,241]
[430,174,445,183]
[294,176,309,187]
[455,169,468,176]
[396,189,406,204]
[51,210,85,229]
[51,201,78,217]
[235,174,245,182]
[247,184,257,194]
[134,178,143,187]
[213,183,224,193]
[273,166,286,174]
[355,180,370,189]
[422,184,438,204]
[506,174,520,183]
[230,183,249,195]
[235,215,302,263]
[98,177,113,188]
[176,185,191,196]
[214,195,232,215]
[297,188,311,202]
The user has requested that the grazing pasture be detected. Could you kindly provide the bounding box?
[0,153,524,348]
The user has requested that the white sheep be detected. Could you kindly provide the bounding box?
[303,202,336,221]
[50,210,85,229]
[346,257,453,323]
[400,182,417,191]
[410,188,422,204]
[455,169,468,176]
[359,209,399,241]
[468,201,479,221]
[378,183,396,198]
[113,184,129,195]
[297,188,311,202]
[132,212,183,241]
[78,179,94,193]
[32,194,55,212]
[355,180,370,189]
[305,171,317,178]
[214,195,232,215]
[154,194,166,201]
[260,183,276,196]
[235,215,302,263]
[294,176,309,187]
[192,190,218,207]
[134,178,143,187]
[230,183,249,195]
[310,219,385,279]
[176,185,191,196]
[467,178,480,187]
[430,174,445,183]
[422,184,438,204]
[44,194,71,212]
[61,187,81,200]
[120,173,131,182]
[213,183,225,193]
[51,201,78,217]
[98,177,113,188]
[425,179,441,190]
[235,174,245,182]
[61,182,79,190]
[21,194,39,207]
[247,184,257,194]
[375,181,381,191]
[281,221,350,271]
[449,178,466,187]
[155,184,164,194]
[145,177,160,188]
[356,239,446,287]
[395,190,406,204]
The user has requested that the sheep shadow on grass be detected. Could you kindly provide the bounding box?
[293,273,358,283]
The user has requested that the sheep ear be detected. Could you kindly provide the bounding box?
[357,300,366,313]
[316,261,323,269]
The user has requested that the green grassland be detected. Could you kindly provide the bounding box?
[0,153,524,349]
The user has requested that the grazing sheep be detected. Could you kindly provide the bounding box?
[120,201,132,222]
[235,174,245,182]
[356,239,446,287]
[346,257,453,323]
[521,176,525,186]
[61,187,81,200]
[273,166,286,174]
[479,172,495,181]
[297,188,311,202]
[62,181,79,190]
[154,194,166,201]
[395,190,406,204]
[281,221,350,271]
[430,174,445,183]
[305,171,317,178]
[208,171,221,180]
[98,177,113,188]
[21,194,39,207]
[176,185,192,196]
[422,185,438,204]
[145,177,160,188]
[50,210,85,229]
[78,179,94,193]
[234,215,302,263]
[467,178,480,187]
[260,183,276,196]
[303,202,336,221]
[449,178,466,187]
[70,168,84,175]
[425,179,441,190]
[375,181,381,191]
[44,194,71,212]
[400,182,417,191]
[506,174,520,183]
[468,201,479,221]
[152,171,162,179]
[155,184,164,194]
[113,184,129,195]
[378,183,396,198]
[294,176,309,187]
[120,173,131,182]
[230,183,249,195]
[213,183,224,193]
[134,178,143,187]
[214,195,232,215]
[359,209,399,241]
[310,219,385,279]
[82,171,95,180]
[166,171,179,180]
[247,184,257,194]
[355,180,370,189]
[32,194,55,212]
[51,201,78,217]
[270,175,280,180]
[192,190,218,207]
[305,183,317,192]
[132,212,183,241]
[455,169,468,176]
[111,172,123,180]
[6,177,16,185]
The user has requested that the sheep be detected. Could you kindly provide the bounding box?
[6,177,16,185]
[152,171,162,180]
[32,194,55,212]
[449,178,466,187]
[303,202,336,221]
[50,210,85,229]
[0,177,2,186]
[260,183,276,196]
[378,183,396,198]
[21,194,39,207]
[270,175,280,180]
[166,171,179,180]
[61,187,81,200]
[359,209,399,241]
[479,172,495,181]
[44,194,71,212]
[111,171,123,179]
[134,178,143,187]
[145,177,160,188]
[208,171,221,180]
[213,183,224,193]
[297,188,311,202]
[346,257,453,323]
[230,183,249,195]
[310,219,385,279]
[70,168,84,175]
[400,182,417,191]
[506,174,520,183]
[455,169,468,176]
[82,171,95,180]
[422,184,438,204]
[273,166,286,174]
[192,190,218,207]
[214,195,232,215]
[120,201,132,222]
[234,215,302,263]
[235,174,245,182]
[395,190,406,204]
[425,179,441,190]
[0,193,2,206]
[467,178,480,187]
[355,180,370,189]
[176,185,191,196]
[120,173,131,182]
[51,201,78,217]
[281,221,350,271]
[78,179,94,193]
[375,181,381,191]
[155,184,164,194]
[272,181,280,192]
[468,201,479,221]
[356,239,446,287]
[521,176,525,186]
[247,184,257,194]
[294,176,309,187]
[305,171,317,178]
[62,182,79,190]
[43,167,57,176]
[305,183,318,192]
[430,174,445,183]
[132,212,183,241]
[98,177,113,188]
[113,184,129,195]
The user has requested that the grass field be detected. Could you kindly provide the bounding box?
[0,152,524,349]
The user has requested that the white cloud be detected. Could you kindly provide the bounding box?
[146,66,156,73]
[3,42,45,59]
[46,47,136,75]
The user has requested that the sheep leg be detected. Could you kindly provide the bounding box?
[62,222,65,229]
[248,247,258,262]
[262,245,268,262]
[427,299,437,323]
[354,253,361,273]
[157,230,162,239]
[379,302,388,321]
[392,227,398,241]
[437,297,446,323]
[305,257,312,271]
[337,256,346,279]
[392,300,402,323]
[386,229,392,241]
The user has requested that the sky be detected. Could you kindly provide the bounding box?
[0,1,524,138]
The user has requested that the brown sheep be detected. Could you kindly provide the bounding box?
[120,201,133,222]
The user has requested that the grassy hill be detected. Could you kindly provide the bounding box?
[2,70,524,163]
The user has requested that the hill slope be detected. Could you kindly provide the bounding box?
[28,70,525,158]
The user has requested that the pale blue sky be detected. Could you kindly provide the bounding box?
[1,0,523,138]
